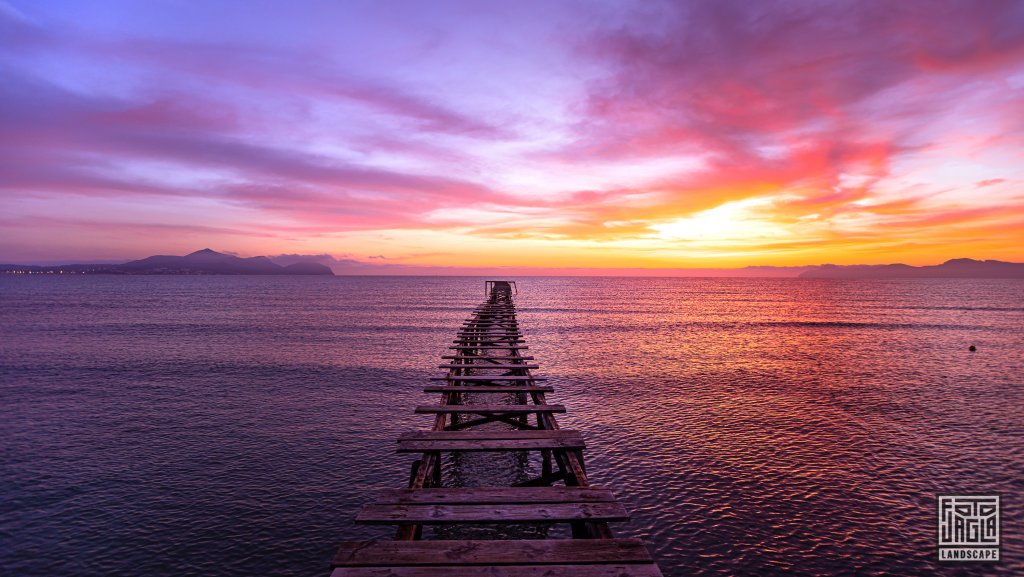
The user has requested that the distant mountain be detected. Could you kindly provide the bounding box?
[268,253,373,274]
[1,249,334,275]
[799,258,1024,279]
[4,253,1020,278]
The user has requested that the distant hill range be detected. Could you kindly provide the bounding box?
[1,249,334,275]
[799,258,1024,279]
[3,253,1021,278]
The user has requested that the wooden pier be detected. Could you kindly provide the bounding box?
[331,281,662,576]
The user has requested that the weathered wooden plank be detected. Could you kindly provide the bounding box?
[356,501,629,524]
[446,414,541,431]
[332,538,653,567]
[398,430,580,441]
[439,364,539,369]
[441,355,535,360]
[429,376,545,381]
[414,404,565,414]
[449,345,529,349]
[452,343,528,347]
[463,321,515,325]
[373,487,609,505]
[440,360,535,365]
[332,565,663,577]
[423,385,553,393]
[398,437,585,453]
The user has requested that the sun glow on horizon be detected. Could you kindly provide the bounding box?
[650,198,793,245]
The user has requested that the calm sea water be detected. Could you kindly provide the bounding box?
[1,276,1022,576]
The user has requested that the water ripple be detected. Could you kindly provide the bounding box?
[1,276,1022,576]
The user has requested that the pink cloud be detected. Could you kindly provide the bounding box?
[976,178,1007,187]
[0,63,520,232]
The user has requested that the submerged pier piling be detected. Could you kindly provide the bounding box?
[331,281,662,576]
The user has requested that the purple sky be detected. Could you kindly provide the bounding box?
[2,1,1023,270]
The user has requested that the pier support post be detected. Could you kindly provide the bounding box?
[407,459,421,488]
[431,452,442,487]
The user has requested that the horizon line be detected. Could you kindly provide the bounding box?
[4,252,1023,279]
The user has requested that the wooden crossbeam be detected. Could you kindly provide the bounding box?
[464,318,517,322]
[414,404,565,414]
[398,430,581,441]
[423,385,552,393]
[448,345,529,349]
[397,436,584,452]
[439,364,539,369]
[441,355,535,360]
[453,340,527,344]
[373,487,612,505]
[429,376,545,381]
[463,322,517,325]
[357,502,629,524]
[332,538,655,567]
[332,565,662,576]
[514,469,568,487]
[332,564,662,577]
[446,414,541,430]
